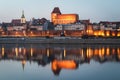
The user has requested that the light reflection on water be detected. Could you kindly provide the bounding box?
[0,44,120,80]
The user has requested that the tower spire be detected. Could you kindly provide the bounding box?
[21,10,25,18]
[21,10,26,23]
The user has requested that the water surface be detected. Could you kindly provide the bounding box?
[0,44,120,80]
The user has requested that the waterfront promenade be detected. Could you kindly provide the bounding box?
[0,37,120,44]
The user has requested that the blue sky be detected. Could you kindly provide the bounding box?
[0,0,120,23]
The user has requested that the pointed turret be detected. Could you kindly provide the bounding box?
[21,10,25,18]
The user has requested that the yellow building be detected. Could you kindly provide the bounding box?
[51,7,79,25]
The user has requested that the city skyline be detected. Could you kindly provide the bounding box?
[0,0,120,23]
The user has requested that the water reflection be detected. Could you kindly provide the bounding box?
[0,44,120,76]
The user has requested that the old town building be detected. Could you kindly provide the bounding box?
[51,7,79,25]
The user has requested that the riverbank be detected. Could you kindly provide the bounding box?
[0,37,120,44]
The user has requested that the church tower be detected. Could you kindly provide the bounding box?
[21,10,26,24]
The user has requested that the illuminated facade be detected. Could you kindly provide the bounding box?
[51,7,79,25]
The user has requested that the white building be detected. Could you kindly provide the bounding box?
[93,25,100,30]
[55,23,85,30]
[29,25,43,31]
[13,25,27,31]
[7,25,27,31]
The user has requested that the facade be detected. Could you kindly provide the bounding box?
[79,20,90,24]
[29,18,54,31]
[7,11,27,31]
[55,23,85,31]
[7,24,27,31]
[99,21,120,30]
[51,7,79,25]
[12,25,27,31]
[29,25,43,31]
[29,18,48,31]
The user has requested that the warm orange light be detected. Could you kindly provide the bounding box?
[64,49,66,57]
[94,30,105,36]
[30,47,33,57]
[87,48,93,58]
[52,60,77,70]
[99,48,102,57]
[94,49,99,55]
[112,32,116,36]
[117,48,120,54]
[80,49,84,58]
[117,32,120,37]
[106,31,110,36]
[101,47,105,56]
[16,31,18,34]
[31,31,33,34]
[2,32,5,35]
[106,47,110,56]
[2,46,4,56]
[15,48,18,57]
[52,13,78,25]
[112,48,115,54]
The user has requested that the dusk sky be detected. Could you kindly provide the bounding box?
[0,0,120,23]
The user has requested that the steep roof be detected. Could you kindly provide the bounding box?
[52,7,61,14]
[21,11,25,18]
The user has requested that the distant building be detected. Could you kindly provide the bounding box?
[86,24,94,35]
[92,24,100,30]
[30,25,43,31]
[30,18,47,26]
[99,21,120,30]
[43,21,54,30]
[51,7,79,25]
[7,11,27,31]
[29,18,54,31]
[55,23,85,31]
[29,18,47,31]
[11,11,26,25]
[79,19,90,24]
[2,23,12,31]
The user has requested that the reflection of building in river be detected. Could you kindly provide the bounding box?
[0,45,120,75]
[51,60,78,75]
[0,45,120,62]
[22,60,26,70]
